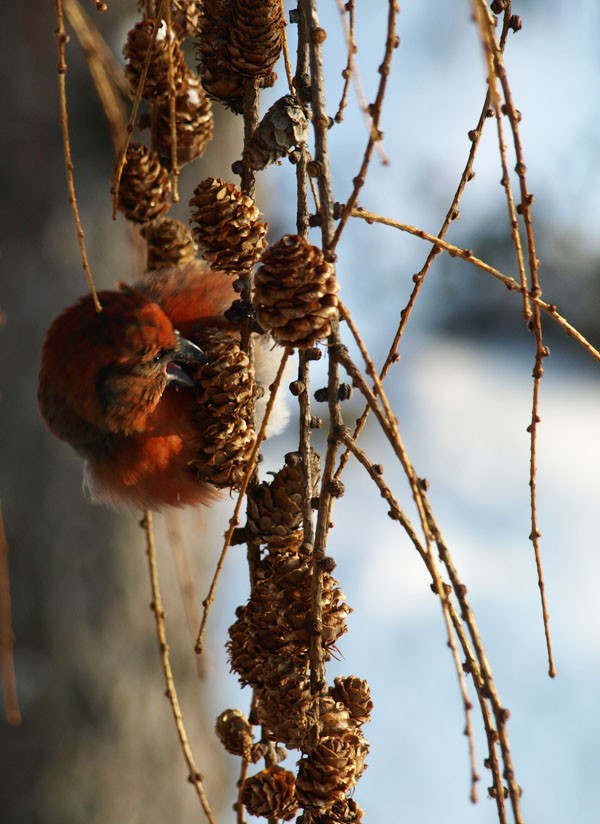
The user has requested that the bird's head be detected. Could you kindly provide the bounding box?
[38,285,206,448]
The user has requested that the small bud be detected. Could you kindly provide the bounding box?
[328,478,345,498]
[311,26,327,44]
[338,383,353,401]
[509,15,522,32]
[307,160,322,177]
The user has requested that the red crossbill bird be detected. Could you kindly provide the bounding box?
[38,261,289,510]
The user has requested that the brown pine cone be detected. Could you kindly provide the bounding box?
[254,665,313,749]
[142,218,197,270]
[153,74,213,167]
[246,450,320,549]
[227,0,285,79]
[189,178,268,275]
[116,142,171,224]
[195,0,245,111]
[227,605,264,687]
[329,676,373,726]
[190,327,257,488]
[170,0,200,39]
[229,544,350,687]
[296,798,365,824]
[241,766,298,822]
[123,19,189,102]
[243,95,309,171]
[133,1,199,40]
[296,728,369,812]
[253,235,339,347]
[215,708,253,759]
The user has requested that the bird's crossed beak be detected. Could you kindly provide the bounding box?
[166,332,208,388]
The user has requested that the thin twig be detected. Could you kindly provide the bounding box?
[164,509,206,678]
[299,0,343,726]
[238,77,261,365]
[332,343,432,547]
[195,349,292,655]
[280,0,295,93]
[240,79,260,199]
[349,208,600,364]
[423,500,523,822]
[0,502,21,726]
[55,0,101,310]
[332,0,354,124]
[163,0,180,202]
[333,0,390,166]
[333,343,519,809]
[111,1,167,219]
[302,0,336,249]
[331,0,399,250]
[295,142,316,544]
[235,752,249,824]
[498,3,554,678]
[473,0,555,680]
[63,0,128,155]
[338,432,480,801]
[335,6,515,457]
[141,511,217,824]
[334,97,490,483]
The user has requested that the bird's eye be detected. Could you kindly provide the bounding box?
[153,349,169,364]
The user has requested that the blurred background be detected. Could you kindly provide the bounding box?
[2,1,600,822]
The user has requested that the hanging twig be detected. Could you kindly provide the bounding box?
[0,502,20,726]
[63,0,128,155]
[349,208,600,364]
[141,511,217,824]
[332,0,390,166]
[331,0,399,249]
[163,0,180,202]
[338,430,481,802]
[55,0,101,310]
[111,0,167,218]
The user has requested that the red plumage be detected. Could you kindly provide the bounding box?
[38,261,276,510]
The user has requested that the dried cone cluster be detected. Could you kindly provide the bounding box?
[189,328,257,488]
[241,766,298,822]
[225,446,371,818]
[228,536,353,700]
[117,142,171,224]
[243,95,309,172]
[142,218,197,270]
[153,74,214,168]
[253,234,339,347]
[294,681,372,814]
[196,0,284,111]
[118,10,213,236]
[189,178,268,275]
